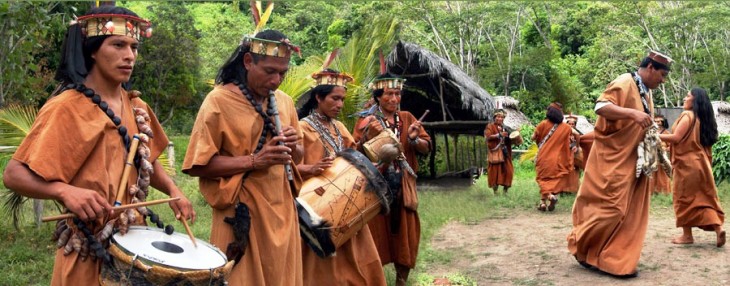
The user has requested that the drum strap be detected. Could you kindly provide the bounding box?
[302,112,344,156]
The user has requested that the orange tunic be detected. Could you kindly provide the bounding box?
[670,111,725,230]
[563,130,582,194]
[13,89,168,286]
[353,111,430,269]
[298,119,386,286]
[533,120,573,198]
[651,129,672,194]
[182,87,303,286]
[484,123,514,188]
[567,73,653,276]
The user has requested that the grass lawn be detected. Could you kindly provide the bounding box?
[1,136,727,285]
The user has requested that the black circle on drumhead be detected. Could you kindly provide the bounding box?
[151,241,184,254]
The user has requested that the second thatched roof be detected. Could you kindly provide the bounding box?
[386,41,494,122]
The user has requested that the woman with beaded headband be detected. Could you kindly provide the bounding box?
[182,27,305,285]
[531,102,573,212]
[484,109,515,195]
[650,114,672,195]
[3,6,195,285]
[353,71,432,286]
[295,66,387,286]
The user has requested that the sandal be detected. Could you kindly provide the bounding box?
[537,202,547,212]
[547,194,558,211]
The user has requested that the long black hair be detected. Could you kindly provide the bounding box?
[546,103,564,124]
[690,87,718,147]
[54,6,141,91]
[297,83,338,119]
[215,29,288,86]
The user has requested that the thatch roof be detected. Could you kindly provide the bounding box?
[712,101,730,134]
[386,41,494,122]
[493,96,531,131]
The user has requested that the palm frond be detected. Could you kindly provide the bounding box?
[519,143,538,163]
[0,104,37,147]
[3,189,28,230]
[279,56,322,102]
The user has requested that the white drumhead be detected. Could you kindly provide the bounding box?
[509,131,521,139]
[113,226,226,270]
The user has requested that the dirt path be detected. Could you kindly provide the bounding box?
[428,209,729,285]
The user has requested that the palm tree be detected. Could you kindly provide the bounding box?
[0,104,46,228]
[278,15,400,130]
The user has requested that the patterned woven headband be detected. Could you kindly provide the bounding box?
[74,14,152,40]
[244,36,301,58]
[312,71,353,87]
[369,78,406,91]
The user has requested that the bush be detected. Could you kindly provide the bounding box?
[712,134,730,185]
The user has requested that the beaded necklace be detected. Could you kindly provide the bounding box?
[232,80,276,153]
[302,110,343,157]
[376,105,401,138]
[65,83,131,151]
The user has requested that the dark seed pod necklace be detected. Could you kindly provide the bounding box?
[65,83,131,151]
[232,80,277,153]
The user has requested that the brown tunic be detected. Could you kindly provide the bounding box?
[298,119,386,286]
[13,89,168,286]
[182,87,303,286]
[533,120,573,198]
[484,123,514,188]
[567,73,653,276]
[353,110,430,269]
[651,129,672,194]
[670,111,725,230]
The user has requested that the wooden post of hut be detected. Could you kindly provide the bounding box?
[443,133,450,173]
[429,129,437,179]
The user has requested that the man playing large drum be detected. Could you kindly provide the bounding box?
[296,65,387,285]
[353,69,431,286]
[2,6,195,285]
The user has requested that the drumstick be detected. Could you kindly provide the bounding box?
[41,197,180,222]
[418,109,430,122]
[114,135,141,206]
[180,216,197,248]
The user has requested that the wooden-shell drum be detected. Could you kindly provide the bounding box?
[362,128,403,162]
[509,130,523,145]
[296,149,392,257]
[100,226,233,286]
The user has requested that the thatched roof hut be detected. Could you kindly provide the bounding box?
[386,41,494,123]
[712,101,730,134]
[493,96,531,131]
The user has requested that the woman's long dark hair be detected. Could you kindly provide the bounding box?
[546,103,564,124]
[297,84,337,119]
[691,87,718,147]
[215,29,288,85]
[55,6,140,91]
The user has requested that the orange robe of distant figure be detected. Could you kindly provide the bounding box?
[484,123,513,188]
[533,120,573,199]
[563,130,582,194]
[353,111,431,269]
[670,111,725,230]
[567,73,653,276]
[651,128,672,194]
[13,90,168,286]
[298,119,386,286]
[183,87,303,286]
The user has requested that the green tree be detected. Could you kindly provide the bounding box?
[132,2,202,132]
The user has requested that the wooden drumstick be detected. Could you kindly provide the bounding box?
[180,217,197,248]
[418,109,430,122]
[114,135,141,206]
[41,197,180,222]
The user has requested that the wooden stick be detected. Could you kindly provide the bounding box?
[114,135,141,206]
[42,197,180,222]
[418,109,430,122]
[180,217,197,248]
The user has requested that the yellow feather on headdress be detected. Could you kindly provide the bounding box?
[253,2,274,35]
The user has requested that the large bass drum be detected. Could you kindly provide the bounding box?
[296,149,393,257]
[101,226,233,286]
